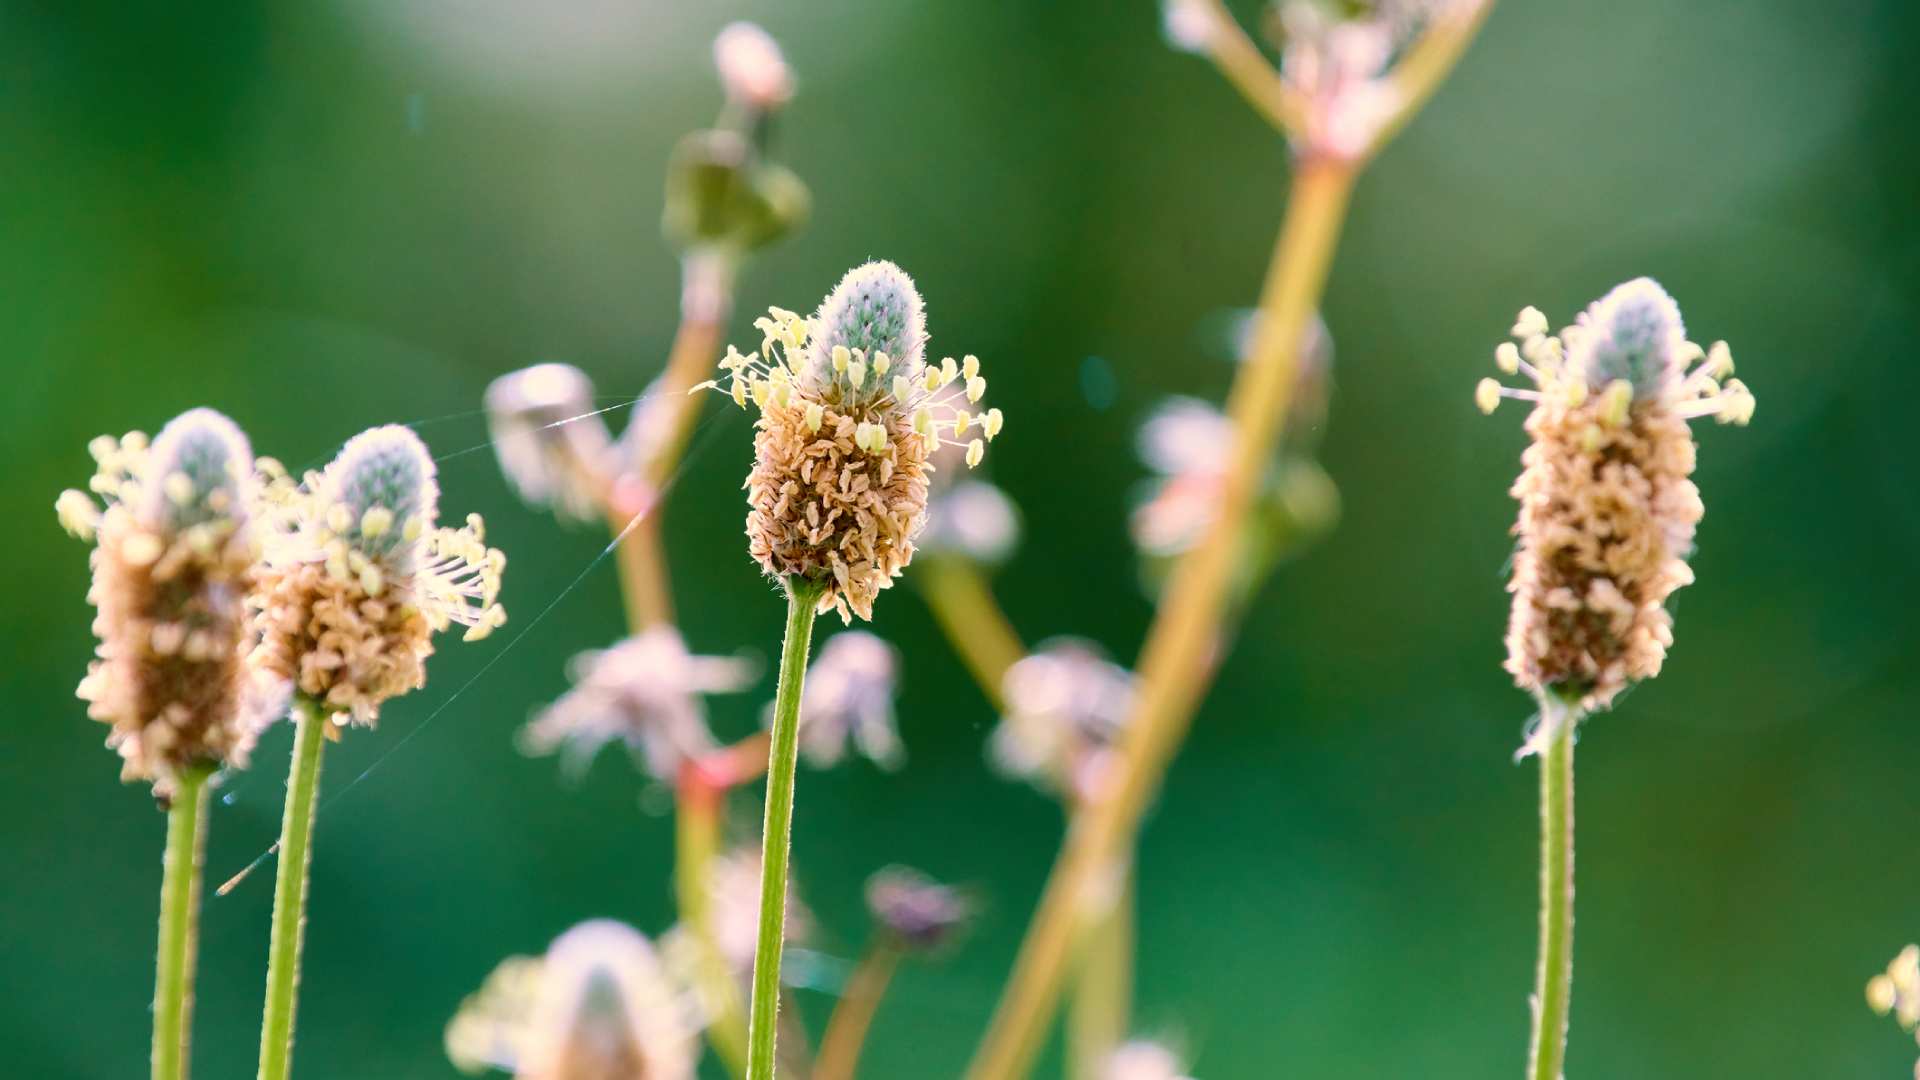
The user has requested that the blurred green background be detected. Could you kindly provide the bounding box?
[5,1,1918,1076]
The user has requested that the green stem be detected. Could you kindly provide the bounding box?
[258,697,328,1080]
[1068,865,1134,1080]
[1527,699,1577,1080]
[153,763,214,1080]
[746,576,826,1080]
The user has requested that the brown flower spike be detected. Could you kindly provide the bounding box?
[703,261,1005,621]
[57,409,282,794]
[251,425,505,728]
[1477,278,1754,717]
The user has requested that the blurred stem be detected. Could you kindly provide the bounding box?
[1193,0,1309,136]
[814,939,904,1080]
[609,254,735,631]
[915,556,1025,709]
[153,762,214,1080]
[1067,866,1133,1080]
[746,575,827,1080]
[676,776,749,1077]
[965,157,1356,1080]
[258,697,327,1080]
[1528,699,1577,1080]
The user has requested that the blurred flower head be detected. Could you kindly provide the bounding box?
[705,845,813,974]
[922,480,1022,566]
[865,865,974,954]
[1103,1040,1196,1080]
[486,363,614,524]
[1477,279,1753,718]
[707,262,1004,621]
[251,425,506,728]
[59,409,282,793]
[991,639,1137,801]
[446,919,696,1080]
[519,627,753,783]
[713,22,793,112]
[774,630,904,770]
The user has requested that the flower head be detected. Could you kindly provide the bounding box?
[446,919,696,1080]
[770,630,903,770]
[865,865,974,954]
[1103,1040,1196,1080]
[704,260,1005,621]
[486,363,614,524]
[59,409,281,793]
[922,480,1022,566]
[519,628,753,782]
[990,639,1136,801]
[713,22,793,112]
[1477,279,1753,714]
[252,425,506,727]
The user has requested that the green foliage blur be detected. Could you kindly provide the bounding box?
[5,2,1917,1076]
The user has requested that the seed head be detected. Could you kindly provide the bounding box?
[519,628,753,782]
[865,865,974,954]
[252,425,506,727]
[446,920,695,1080]
[1477,280,1754,713]
[700,261,1004,621]
[990,639,1136,802]
[778,631,903,770]
[60,409,280,794]
[486,364,614,524]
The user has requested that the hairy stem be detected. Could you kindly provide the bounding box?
[915,556,1025,709]
[746,575,827,1080]
[965,158,1355,1080]
[153,763,214,1080]
[813,940,904,1080]
[1067,865,1133,1080]
[676,774,749,1077]
[1528,703,1576,1080]
[257,698,328,1080]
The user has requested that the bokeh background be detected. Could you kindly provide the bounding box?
[6,1,1918,1076]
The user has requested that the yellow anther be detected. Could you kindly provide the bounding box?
[966,375,987,403]
[940,356,958,385]
[163,471,194,507]
[804,402,825,433]
[962,354,980,380]
[913,407,935,438]
[832,345,851,374]
[1563,378,1588,408]
[1599,379,1633,427]
[359,563,385,597]
[954,410,971,435]
[847,356,867,390]
[983,407,1004,440]
[892,375,911,402]
[1706,340,1734,379]
[924,367,942,392]
[965,438,985,468]
[88,435,117,463]
[750,378,771,408]
[1495,342,1521,375]
[1512,306,1549,339]
[873,352,891,375]
[1475,378,1501,415]
[122,531,164,567]
[360,506,395,538]
[325,503,354,534]
[404,515,426,542]
[730,375,748,408]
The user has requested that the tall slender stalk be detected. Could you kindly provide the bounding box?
[153,762,214,1080]
[1528,701,1576,1080]
[915,556,1025,709]
[813,940,904,1080]
[965,158,1356,1080]
[1067,867,1133,1080]
[677,773,750,1077]
[747,575,827,1080]
[257,698,328,1080]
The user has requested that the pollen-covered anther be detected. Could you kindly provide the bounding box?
[63,408,278,793]
[1482,279,1754,712]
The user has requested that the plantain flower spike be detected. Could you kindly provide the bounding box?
[59,408,281,795]
[446,919,696,1080]
[1477,278,1754,722]
[700,260,1006,621]
[990,639,1136,802]
[865,865,975,954]
[486,363,615,524]
[252,425,506,728]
